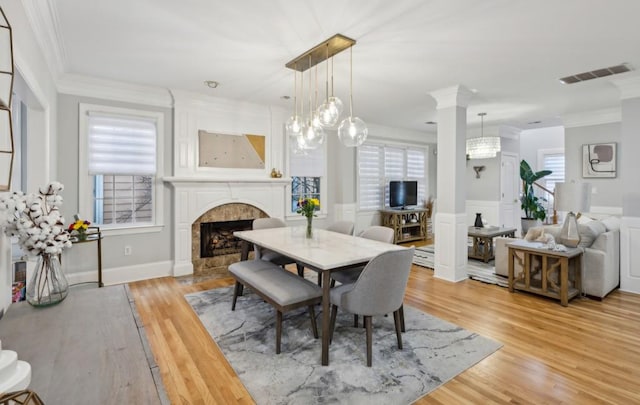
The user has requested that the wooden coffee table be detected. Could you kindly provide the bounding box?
[507,239,583,306]
[467,226,516,262]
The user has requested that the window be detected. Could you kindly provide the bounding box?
[288,139,326,216]
[358,144,427,210]
[79,104,164,234]
[539,149,565,192]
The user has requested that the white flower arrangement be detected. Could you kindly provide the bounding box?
[0,182,73,256]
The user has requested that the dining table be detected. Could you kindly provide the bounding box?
[234,226,407,366]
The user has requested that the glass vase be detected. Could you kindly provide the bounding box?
[306,216,313,239]
[26,254,69,307]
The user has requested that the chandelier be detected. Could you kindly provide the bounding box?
[466,112,501,159]
[285,34,367,151]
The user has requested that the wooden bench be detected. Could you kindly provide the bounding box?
[229,260,322,354]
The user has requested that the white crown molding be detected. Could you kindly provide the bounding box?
[498,125,522,140]
[562,107,621,128]
[57,73,173,108]
[610,74,640,100]
[171,88,288,117]
[22,0,67,79]
[429,85,474,109]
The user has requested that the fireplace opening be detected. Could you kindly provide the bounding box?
[200,219,253,258]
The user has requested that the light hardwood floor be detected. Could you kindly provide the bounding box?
[129,262,640,404]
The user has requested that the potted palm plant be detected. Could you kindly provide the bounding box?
[520,160,552,234]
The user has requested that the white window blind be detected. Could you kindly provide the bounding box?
[358,145,383,210]
[290,144,325,177]
[87,114,157,175]
[358,144,427,210]
[542,153,565,191]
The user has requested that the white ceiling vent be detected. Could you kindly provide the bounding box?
[559,63,632,84]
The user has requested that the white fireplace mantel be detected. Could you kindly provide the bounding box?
[164,177,289,276]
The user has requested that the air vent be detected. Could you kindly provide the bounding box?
[559,63,632,84]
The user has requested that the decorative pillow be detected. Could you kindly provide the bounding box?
[524,227,545,242]
[577,214,594,225]
[577,220,607,248]
[600,216,620,232]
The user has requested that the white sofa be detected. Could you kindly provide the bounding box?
[495,216,620,299]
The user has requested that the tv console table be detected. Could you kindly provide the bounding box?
[380,208,429,244]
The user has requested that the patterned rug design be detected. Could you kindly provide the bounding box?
[185,286,501,404]
[413,245,509,287]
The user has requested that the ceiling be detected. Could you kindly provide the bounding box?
[38,0,640,133]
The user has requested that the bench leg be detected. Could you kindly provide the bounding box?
[276,310,282,354]
[393,310,403,350]
[232,281,241,311]
[365,316,373,367]
[308,305,319,338]
[329,304,338,343]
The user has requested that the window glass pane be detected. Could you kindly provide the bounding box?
[291,176,321,212]
[94,175,154,225]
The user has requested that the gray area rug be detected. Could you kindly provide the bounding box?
[185,285,502,405]
[413,245,509,288]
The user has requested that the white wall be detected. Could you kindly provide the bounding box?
[565,122,622,211]
[519,126,564,171]
[0,1,59,315]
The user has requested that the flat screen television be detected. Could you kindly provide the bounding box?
[389,181,418,209]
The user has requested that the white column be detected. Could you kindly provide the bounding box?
[429,85,473,282]
[612,76,640,293]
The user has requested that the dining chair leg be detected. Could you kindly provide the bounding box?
[365,316,373,367]
[330,279,336,288]
[354,314,359,328]
[400,304,406,333]
[317,273,322,286]
[296,263,305,277]
[329,304,338,343]
[232,282,241,310]
[276,311,282,354]
[393,310,403,349]
[308,305,319,338]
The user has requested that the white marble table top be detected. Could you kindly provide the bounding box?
[234,227,407,271]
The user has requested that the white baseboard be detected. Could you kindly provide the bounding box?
[66,260,173,286]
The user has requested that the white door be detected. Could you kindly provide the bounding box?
[500,153,520,232]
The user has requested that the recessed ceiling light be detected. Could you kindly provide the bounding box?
[281,95,291,100]
[204,80,219,88]
[527,120,542,125]
[425,121,437,125]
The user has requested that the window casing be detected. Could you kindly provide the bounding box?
[287,137,327,218]
[79,104,164,235]
[358,144,427,211]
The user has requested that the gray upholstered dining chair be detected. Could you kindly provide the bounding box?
[330,225,394,286]
[328,247,415,366]
[252,218,300,270]
[326,220,355,236]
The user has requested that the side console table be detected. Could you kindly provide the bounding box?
[380,208,429,244]
[507,239,582,306]
[69,227,103,287]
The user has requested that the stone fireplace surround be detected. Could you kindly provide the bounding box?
[164,177,290,277]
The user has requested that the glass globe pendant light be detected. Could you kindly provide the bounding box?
[285,63,303,138]
[338,46,367,147]
[297,55,325,150]
[317,45,343,127]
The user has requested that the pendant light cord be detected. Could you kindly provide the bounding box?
[349,46,354,117]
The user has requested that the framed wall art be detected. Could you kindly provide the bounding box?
[198,131,265,169]
[582,142,616,178]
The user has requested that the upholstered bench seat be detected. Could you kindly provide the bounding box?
[229,260,322,353]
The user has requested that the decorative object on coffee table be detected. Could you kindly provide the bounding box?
[474,213,484,228]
